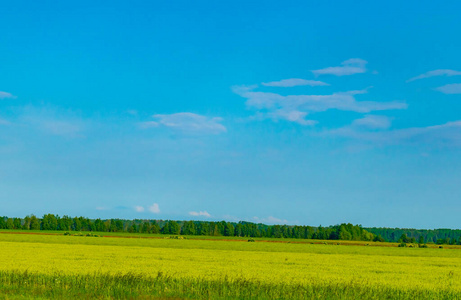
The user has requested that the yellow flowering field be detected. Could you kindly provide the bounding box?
[0,233,460,298]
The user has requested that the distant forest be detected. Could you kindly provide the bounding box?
[1,215,460,245]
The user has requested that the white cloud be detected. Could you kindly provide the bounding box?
[262,78,329,87]
[233,85,406,125]
[135,206,145,212]
[140,112,226,134]
[266,110,317,126]
[0,91,16,99]
[352,115,392,130]
[312,58,368,76]
[148,203,160,214]
[189,211,211,217]
[328,120,461,147]
[237,87,405,113]
[407,69,461,82]
[95,206,108,211]
[435,83,461,94]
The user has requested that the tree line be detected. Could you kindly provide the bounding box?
[0,214,382,241]
[1,214,460,245]
[364,227,461,245]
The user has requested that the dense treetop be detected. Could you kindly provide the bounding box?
[1,215,460,245]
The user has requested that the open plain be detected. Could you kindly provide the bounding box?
[0,231,460,299]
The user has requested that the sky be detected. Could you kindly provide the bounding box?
[1,0,461,229]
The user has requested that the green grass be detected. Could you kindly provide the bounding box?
[0,270,459,300]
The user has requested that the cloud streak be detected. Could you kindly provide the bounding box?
[435,83,461,94]
[262,78,329,87]
[140,112,226,134]
[312,58,367,76]
[17,106,85,137]
[352,115,392,130]
[189,211,211,217]
[233,85,406,125]
[328,120,461,147]
[0,91,17,99]
[407,69,461,82]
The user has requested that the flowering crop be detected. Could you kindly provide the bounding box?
[0,233,460,298]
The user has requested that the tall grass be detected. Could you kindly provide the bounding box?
[0,270,459,299]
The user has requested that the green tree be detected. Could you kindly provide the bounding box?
[128,223,137,233]
[0,217,6,229]
[6,218,14,229]
[151,221,160,234]
[398,233,409,243]
[93,219,105,232]
[22,216,31,230]
[141,222,151,233]
[161,221,170,234]
[73,217,82,231]
[224,223,234,237]
[114,220,124,232]
[169,221,180,235]
[212,224,219,236]
[41,214,58,230]
[13,218,22,229]
[235,223,243,237]
[181,221,196,235]
[418,236,424,245]
[58,215,72,231]
[30,215,40,230]
[199,222,210,235]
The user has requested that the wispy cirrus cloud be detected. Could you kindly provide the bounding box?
[312,58,367,76]
[328,119,461,147]
[18,106,85,137]
[0,91,16,99]
[233,85,406,126]
[38,120,82,136]
[189,211,211,217]
[352,115,392,130]
[262,78,329,87]
[267,110,318,126]
[435,83,461,94]
[250,110,318,126]
[407,69,461,82]
[140,112,226,134]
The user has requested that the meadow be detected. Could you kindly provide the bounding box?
[0,231,460,299]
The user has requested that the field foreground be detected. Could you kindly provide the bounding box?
[0,232,460,299]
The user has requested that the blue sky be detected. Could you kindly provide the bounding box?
[1,1,461,228]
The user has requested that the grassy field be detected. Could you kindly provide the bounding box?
[0,231,460,299]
